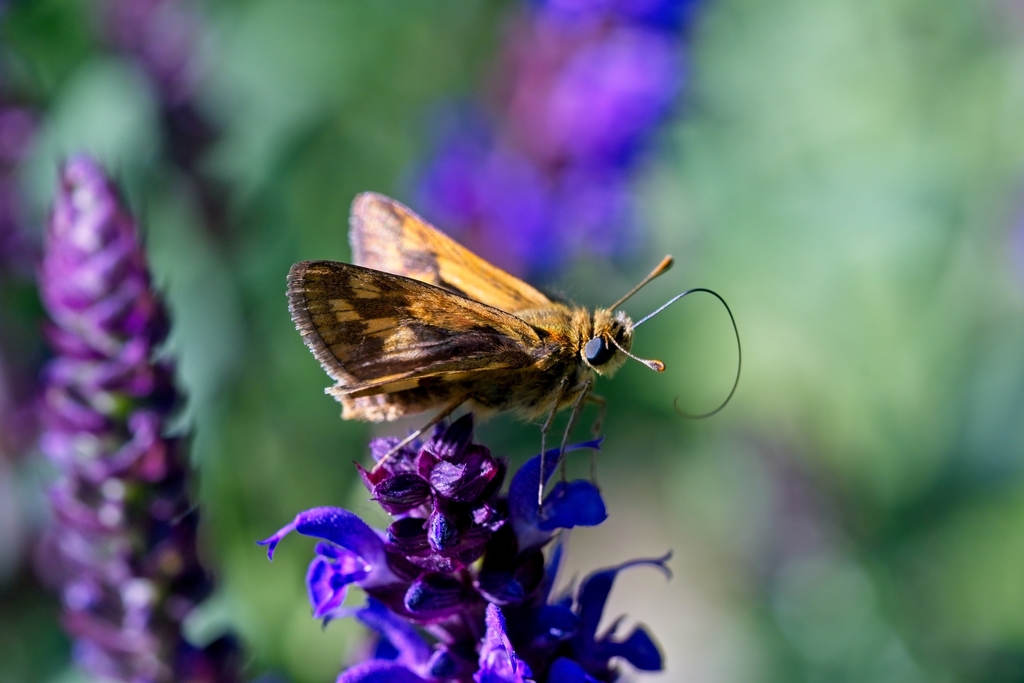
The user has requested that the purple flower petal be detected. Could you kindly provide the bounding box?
[475,603,532,683]
[530,605,579,647]
[424,413,475,462]
[508,440,602,548]
[362,436,420,485]
[336,660,429,683]
[476,572,527,606]
[572,553,671,672]
[594,625,662,671]
[353,598,432,668]
[445,447,501,502]
[427,458,466,493]
[537,480,607,531]
[257,507,394,585]
[307,544,372,621]
[539,533,566,603]
[367,435,408,467]
[548,657,599,683]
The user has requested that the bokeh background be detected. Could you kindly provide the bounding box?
[3,0,1024,681]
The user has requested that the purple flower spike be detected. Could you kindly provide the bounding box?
[38,156,239,681]
[263,415,670,682]
[416,0,698,274]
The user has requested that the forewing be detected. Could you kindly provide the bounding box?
[349,192,553,313]
[287,261,539,392]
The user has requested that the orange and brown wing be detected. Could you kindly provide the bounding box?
[349,192,552,313]
[287,260,540,401]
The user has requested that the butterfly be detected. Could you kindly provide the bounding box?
[287,193,739,502]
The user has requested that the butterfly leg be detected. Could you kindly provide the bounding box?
[557,380,593,482]
[584,393,607,484]
[373,397,466,473]
[538,377,571,507]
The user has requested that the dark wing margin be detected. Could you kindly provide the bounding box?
[287,260,540,392]
[288,260,352,384]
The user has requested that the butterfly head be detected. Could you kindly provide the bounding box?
[581,256,679,376]
[582,309,634,376]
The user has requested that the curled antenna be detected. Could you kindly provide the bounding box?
[634,287,741,419]
[608,255,674,311]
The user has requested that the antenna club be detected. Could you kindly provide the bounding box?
[652,360,666,372]
[608,255,676,311]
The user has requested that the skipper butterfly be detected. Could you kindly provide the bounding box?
[288,193,739,502]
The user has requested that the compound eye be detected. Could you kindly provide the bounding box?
[584,337,615,366]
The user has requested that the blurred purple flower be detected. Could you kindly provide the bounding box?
[417,130,560,274]
[0,100,41,481]
[99,0,203,106]
[37,156,240,682]
[97,0,228,238]
[0,105,35,270]
[538,0,696,31]
[417,0,698,275]
[542,28,680,165]
[0,98,43,583]
[261,415,670,682]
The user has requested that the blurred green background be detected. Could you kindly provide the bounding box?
[3,0,1024,681]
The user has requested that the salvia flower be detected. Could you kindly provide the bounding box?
[37,155,239,682]
[261,414,670,682]
[416,0,699,275]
